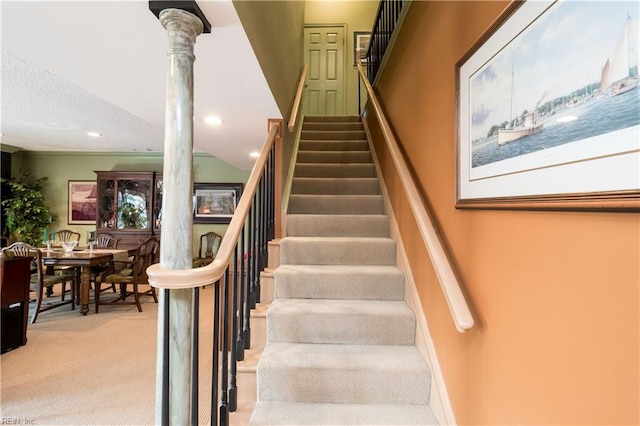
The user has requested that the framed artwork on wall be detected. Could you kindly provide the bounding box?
[455,0,639,211]
[68,181,97,224]
[354,31,371,66]
[193,183,243,224]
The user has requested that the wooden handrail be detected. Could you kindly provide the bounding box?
[287,63,308,132]
[147,123,280,289]
[356,63,474,332]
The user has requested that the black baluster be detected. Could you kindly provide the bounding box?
[210,280,220,426]
[220,268,230,426]
[229,244,239,412]
[250,193,259,309]
[236,223,246,361]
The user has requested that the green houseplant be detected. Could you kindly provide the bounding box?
[118,202,148,229]
[1,172,56,246]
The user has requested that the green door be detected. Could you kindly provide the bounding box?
[304,25,345,116]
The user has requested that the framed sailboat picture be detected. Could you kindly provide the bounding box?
[456,0,640,211]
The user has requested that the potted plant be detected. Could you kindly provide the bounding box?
[1,172,56,246]
[118,202,148,229]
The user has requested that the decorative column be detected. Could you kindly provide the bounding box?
[151,5,208,425]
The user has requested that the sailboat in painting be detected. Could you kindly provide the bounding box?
[498,66,543,146]
[601,13,639,96]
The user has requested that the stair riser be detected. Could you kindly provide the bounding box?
[259,271,273,304]
[304,115,362,123]
[250,401,438,426]
[299,140,369,151]
[280,238,396,266]
[297,151,372,164]
[251,313,267,348]
[303,122,364,131]
[294,163,376,178]
[274,266,404,301]
[285,215,388,238]
[257,367,430,405]
[302,130,366,140]
[237,370,257,404]
[288,195,383,215]
[291,178,379,195]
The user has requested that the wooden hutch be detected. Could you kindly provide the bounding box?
[94,171,163,249]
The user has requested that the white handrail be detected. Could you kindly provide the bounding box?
[147,124,280,289]
[287,63,308,132]
[356,63,474,332]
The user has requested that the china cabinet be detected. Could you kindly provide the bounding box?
[95,171,163,249]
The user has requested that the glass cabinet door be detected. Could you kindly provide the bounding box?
[153,175,163,232]
[97,179,116,229]
[116,179,151,230]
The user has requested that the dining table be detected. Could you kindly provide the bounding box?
[40,248,130,315]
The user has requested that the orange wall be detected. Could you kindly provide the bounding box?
[366,1,639,424]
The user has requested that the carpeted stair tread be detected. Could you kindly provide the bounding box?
[299,140,369,151]
[285,214,388,237]
[291,177,380,195]
[267,299,415,345]
[289,194,383,214]
[302,130,366,140]
[297,150,372,163]
[280,237,396,266]
[256,342,430,405]
[274,264,404,301]
[294,163,376,178]
[250,401,438,425]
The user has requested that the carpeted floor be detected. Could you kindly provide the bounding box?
[0,286,219,425]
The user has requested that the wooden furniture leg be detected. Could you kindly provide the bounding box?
[80,266,91,315]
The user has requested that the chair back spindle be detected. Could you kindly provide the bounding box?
[55,230,81,243]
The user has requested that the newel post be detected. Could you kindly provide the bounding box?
[149,2,211,425]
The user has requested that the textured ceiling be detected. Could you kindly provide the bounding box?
[0,0,281,170]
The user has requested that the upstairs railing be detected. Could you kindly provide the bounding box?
[147,123,279,425]
[364,0,408,84]
[356,63,474,332]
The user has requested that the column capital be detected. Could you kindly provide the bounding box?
[149,1,211,33]
[160,8,204,48]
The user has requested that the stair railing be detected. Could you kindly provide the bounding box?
[282,64,309,234]
[287,63,308,132]
[358,0,412,114]
[356,63,474,333]
[147,122,279,425]
[364,0,410,84]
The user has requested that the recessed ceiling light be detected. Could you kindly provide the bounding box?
[204,116,223,126]
[87,131,102,137]
[249,151,260,158]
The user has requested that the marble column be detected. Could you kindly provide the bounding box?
[155,8,203,426]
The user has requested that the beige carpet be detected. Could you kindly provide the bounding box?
[0,286,224,425]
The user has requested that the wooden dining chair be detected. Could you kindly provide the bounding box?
[93,233,118,249]
[193,231,222,268]
[55,229,81,243]
[90,234,119,290]
[52,229,81,300]
[2,242,76,324]
[94,237,160,313]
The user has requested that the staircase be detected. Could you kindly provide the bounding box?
[249,116,438,425]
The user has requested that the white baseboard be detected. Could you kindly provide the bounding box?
[364,122,457,426]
